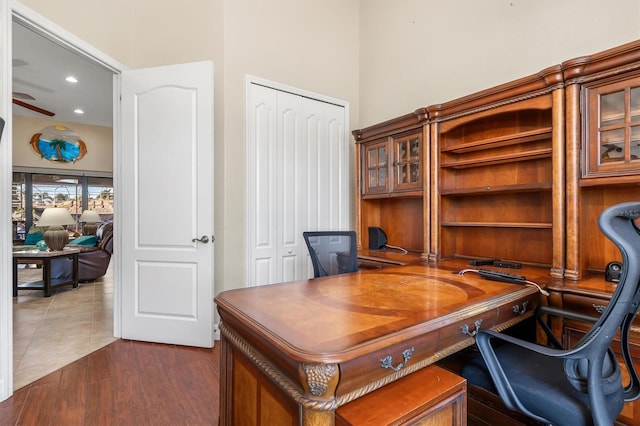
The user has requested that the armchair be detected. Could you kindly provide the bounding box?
[303,231,357,278]
[461,202,640,425]
[50,222,113,282]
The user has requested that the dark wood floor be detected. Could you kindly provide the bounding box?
[0,339,220,426]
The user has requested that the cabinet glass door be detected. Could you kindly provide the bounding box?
[585,76,640,176]
[393,133,421,191]
[363,141,388,194]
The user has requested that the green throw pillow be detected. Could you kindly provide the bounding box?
[69,235,98,246]
[24,232,44,245]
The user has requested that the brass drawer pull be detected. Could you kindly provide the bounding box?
[380,347,415,371]
[593,304,607,314]
[513,301,529,315]
[461,319,483,337]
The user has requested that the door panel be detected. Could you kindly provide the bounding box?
[120,61,214,347]
[249,85,278,286]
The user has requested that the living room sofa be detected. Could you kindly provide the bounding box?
[51,222,113,282]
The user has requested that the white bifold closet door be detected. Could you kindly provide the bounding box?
[247,81,350,286]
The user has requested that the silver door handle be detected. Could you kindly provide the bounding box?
[192,235,209,244]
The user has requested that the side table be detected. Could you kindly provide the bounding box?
[13,247,81,297]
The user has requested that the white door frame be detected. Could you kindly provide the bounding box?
[0,0,126,401]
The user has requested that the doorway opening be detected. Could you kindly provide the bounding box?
[6,5,123,396]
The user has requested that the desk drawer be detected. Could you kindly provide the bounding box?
[563,293,610,318]
[563,293,640,331]
[494,293,538,326]
[336,329,441,397]
[336,364,466,426]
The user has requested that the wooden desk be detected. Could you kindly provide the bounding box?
[13,247,80,297]
[215,260,542,425]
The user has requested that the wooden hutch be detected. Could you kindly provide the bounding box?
[353,39,640,425]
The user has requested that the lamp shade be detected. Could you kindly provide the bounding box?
[37,207,76,227]
[37,207,76,251]
[79,210,101,223]
[79,209,101,236]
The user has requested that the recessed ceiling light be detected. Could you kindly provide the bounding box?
[74,109,84,114]
[65,76,78,83]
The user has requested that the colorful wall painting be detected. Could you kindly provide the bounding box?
[30,125,87,163]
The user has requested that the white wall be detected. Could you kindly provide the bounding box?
[359,0,640,127]
[17,0,360,296]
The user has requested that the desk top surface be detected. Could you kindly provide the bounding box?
[216,260,543,364]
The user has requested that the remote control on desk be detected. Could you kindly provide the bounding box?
[476,269,527,285]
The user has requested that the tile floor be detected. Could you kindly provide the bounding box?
[12,263,116,390]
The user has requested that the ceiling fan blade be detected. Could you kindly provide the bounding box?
[12,91,36,100]
[13,98,55,117]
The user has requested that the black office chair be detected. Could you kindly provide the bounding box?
[303,231,358,278]
[461,201,640,425]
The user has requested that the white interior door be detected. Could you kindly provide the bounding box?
[246,79,350,286]
[120,61,214,347]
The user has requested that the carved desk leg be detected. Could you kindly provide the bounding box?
[299,363,339,426]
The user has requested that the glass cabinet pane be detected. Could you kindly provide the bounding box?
[600,128,625,164]
[587,76,640,176]
[397,164,407,184]
[632,125,640,160]
[398,142,407,162]
[378,146,386,166]
[368,149,377,168]
[410,163,419,183]
[632,87,640,124]
[368,170,378,188]
[600,91,625,126]
[409,139,420,160]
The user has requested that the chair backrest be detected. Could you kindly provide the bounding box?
[303,231,358,278]
[567,201,640,402]
[97,222,114,254]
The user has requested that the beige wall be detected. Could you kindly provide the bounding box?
[13,115,112,173]
[359,0,640,127]
[14,0,640,299]
[17,0,360,297]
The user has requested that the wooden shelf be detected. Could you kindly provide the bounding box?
[440,222,552,229]
[440,148,552,169]
[440,127,552,154]
[361,189,422,200]
[439,182,552,196]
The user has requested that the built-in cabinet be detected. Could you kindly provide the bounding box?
[564,41,640,281]
[583,75,640,178]
[353,110,429,255]
[428,67,564,276]
[353,39,640,425]
[362,130,423,196]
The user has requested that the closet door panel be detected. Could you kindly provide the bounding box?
[248,84,278,286]
[247,81,349,285]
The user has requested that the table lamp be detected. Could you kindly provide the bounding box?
[79,209,101,235]
[37,207,76,251]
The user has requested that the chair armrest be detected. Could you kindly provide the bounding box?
[534,305,599,349]
[536,305,599,323]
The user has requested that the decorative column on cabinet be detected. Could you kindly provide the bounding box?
[562,39,640,280]
[427,65,565,277]
[352,108,429,257]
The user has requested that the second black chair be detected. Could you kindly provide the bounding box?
[303,231,357,278]
[461,201,640,425]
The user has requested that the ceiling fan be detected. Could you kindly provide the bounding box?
[12,91,55,117]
